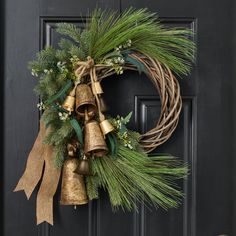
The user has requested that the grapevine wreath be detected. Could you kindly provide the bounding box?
[14,8,195,225]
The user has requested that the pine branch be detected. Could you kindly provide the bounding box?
[90,145,188,211]
[88,8,195,75]
[86,175,100,200]
[53,144,66,168]
[43,120,74,146]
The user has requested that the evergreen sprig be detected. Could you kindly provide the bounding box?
[87,145,188,210]
[56,23,81,43]
[54,8,195,75]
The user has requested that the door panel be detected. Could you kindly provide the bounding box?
[3,0,234,236]
[121,1,234,235]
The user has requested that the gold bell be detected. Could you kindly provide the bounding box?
[84,120,108,157]
[75,84,97,117]
[62,95,75,113]
[100,119,114,136]
[92,81,103,95]
[74,155,92,176]
[91,81,107,112]
[60,158,88,205]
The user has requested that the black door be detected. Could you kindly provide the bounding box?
[3,0,234,235]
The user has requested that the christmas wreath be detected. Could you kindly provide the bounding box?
[14,8,195,225]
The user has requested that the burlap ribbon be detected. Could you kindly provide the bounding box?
[14,57,112,225]
[14,121,61,225]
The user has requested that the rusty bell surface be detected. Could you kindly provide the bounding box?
[60,158,88,205]
[75,84,97,117]
[100,119,114,136]
[84,120,108,157]
[62,95,75,113]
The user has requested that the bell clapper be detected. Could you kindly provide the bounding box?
[84,108,89,123]
[74,205,77,210]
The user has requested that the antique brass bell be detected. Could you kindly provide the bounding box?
[100,119,114,136]
[74,155,92,176]
[92,81,103,95]
[75,84,97,117]
[62,91,75,113]
[60,158,88,205]
[84,120,108,157]
[91,81,107,112]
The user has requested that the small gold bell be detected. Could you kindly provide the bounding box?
[100,119,114,136]
[84,120,108,157]
[92,81,103,95]
[74,155,92,176]
[60,158,88,205]
[75,84,97,117]
[62,95,75,113]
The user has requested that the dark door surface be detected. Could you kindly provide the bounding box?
[3,0,235,236]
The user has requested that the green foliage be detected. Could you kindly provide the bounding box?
[41,109,59,127]
[86,8,195,75]
[87,145,188,211]
[40,8,196,76]
[86,175,100,200]
[53,144,66,168]
[56,23,81,43]
[44,120,74,146]
[42,119,75,166]
[29,8,195,102]
[28,46,57,75]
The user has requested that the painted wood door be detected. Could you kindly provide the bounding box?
[2,0,234,235]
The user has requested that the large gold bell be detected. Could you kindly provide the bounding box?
[75,84,97,117]
[100,119,114,136]
[84,120,108,157]
[60,158,88,205]
[62,95,75,113]
[74,155,92,176]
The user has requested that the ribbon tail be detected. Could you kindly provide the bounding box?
[36,145,61,225]
[14,122,46,199]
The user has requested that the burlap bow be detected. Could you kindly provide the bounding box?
[14,122,61,225]
[14,57,104,225]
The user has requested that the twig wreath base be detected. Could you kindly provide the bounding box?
[74,53,182,153]
[124,53,182,153]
